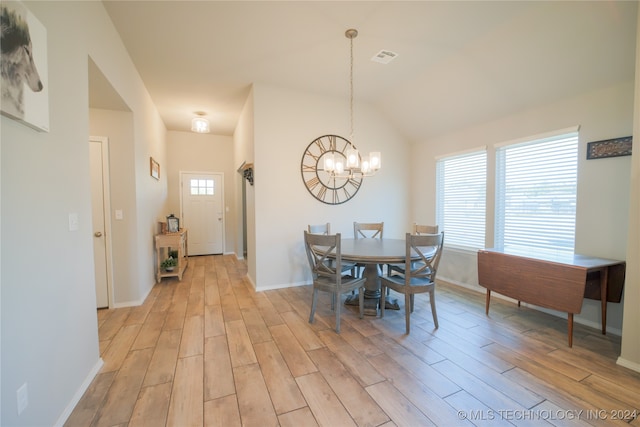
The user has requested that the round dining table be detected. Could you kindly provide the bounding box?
[337,238,413,316]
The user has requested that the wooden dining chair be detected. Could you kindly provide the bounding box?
[308,223,330,235]
[380,232,444,333]
[304,231,365,333]
[353,222,384,277]
[308,223,357,276]
[388,224,439,278]
[354,221,384,239]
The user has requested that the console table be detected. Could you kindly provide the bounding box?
[155,229,188,282]
[477,248,625,347]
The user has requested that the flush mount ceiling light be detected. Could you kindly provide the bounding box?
[191,112,210,133]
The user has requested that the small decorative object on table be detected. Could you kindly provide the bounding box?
[167,214,179,233]
[161,257,177,271]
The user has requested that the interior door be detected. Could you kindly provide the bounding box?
[89,137,111,308]
[181,172,224,255]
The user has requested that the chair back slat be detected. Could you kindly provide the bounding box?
[354,222,384,239]
[308,223,331,235]
[413,223,438,235]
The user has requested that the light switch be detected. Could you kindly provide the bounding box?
[115,209,123,220]
[68,213,79,231]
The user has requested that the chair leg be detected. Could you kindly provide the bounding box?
[358,286,364,319]
[335,292,342,333]
[331,292,336,311]
[410,294,415,312]
[430,289,439,328]
[380,284,386,318]
[309,288,318,324]
[405,292,411,334]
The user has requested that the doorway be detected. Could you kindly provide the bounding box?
[89,136,114,308]
[180,172,224,255]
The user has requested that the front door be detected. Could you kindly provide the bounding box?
[181,172,224,255]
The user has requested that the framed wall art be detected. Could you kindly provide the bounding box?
[587,136,632,160]
[0,1,50,132]
[150,157,160,179]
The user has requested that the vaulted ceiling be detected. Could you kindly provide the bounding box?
[97,1,638,142]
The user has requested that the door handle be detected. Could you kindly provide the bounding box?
[94,231,103,237]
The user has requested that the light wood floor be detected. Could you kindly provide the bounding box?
[66,254,640,427]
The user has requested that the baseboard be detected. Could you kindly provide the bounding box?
[616,356,640,373]
[54,357,104,427]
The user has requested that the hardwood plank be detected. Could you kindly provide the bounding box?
[277,407,319,427]
[226,319,258,367]
[254,341,307,415]
[63,371,116,427]
[241,308,272,344]
[204,394,242,427]
[204,335,235,401]
[128,382,172,427]
[100,324,141,372]
[98,307,131,341]
[234,363,279,427]
[308,347,390,426]
[444,390,512,427]
[367,352,469,427]
[204,304,225,337]
[281,310,324,351]
[93,349,154,427]
[366,380,435,426]
[164,298,187,331]
[131,310,166,350]
[167,355,204,427]
[317,329,385,387]
[179,315,204,358]
[296,372,358,427]
[367,333,458,396]
[269,324,317,377]
[143,329,181,386]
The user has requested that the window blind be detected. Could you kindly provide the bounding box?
[436,149,487,249]
[495,132,578,254]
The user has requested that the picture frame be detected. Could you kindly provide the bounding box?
[0,1,50,132]
[150,157,160,179]
[586,136,632,160]
[167,216,180,233]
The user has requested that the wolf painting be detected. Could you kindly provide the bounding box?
[1,1,46,129]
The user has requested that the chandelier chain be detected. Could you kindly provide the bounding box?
[349,34,354,143]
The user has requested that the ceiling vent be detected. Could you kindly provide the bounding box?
[371,50,398,64]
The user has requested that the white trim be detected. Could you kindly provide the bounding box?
[616,357,640,373]
[435,145,487,160]
[494,125,580,148]
[54,358,104,427]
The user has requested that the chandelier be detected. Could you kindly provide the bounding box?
[323,29,381,177]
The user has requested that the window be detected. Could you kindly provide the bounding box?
[495,129,578,255]
[190,179,214,195]
[436,148,487,249]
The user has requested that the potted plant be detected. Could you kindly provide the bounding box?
[161,256,178,272]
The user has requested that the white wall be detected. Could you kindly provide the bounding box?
[413,80,634,334]
[619,6,640,372]
[250,84,411,290]
[1,2,168,425]
[166,131,236,254]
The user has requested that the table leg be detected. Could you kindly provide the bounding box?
[345,263,399,315]
[568,313,573,347]
[485,290,491,315]
[600,267,608,335]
